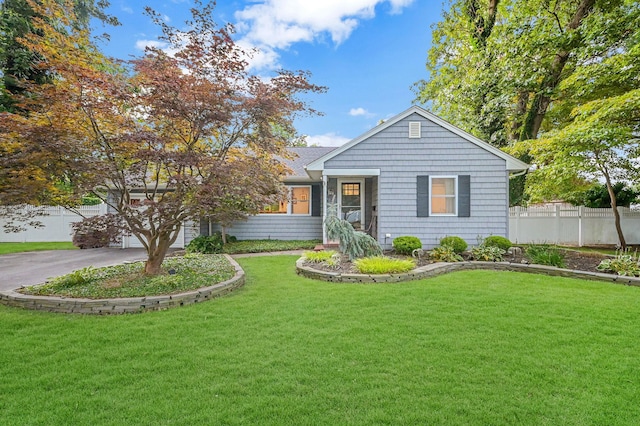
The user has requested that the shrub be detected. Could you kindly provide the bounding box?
[325,205,382,260]
[430,245,463,262]
[222,240,320,254]
[471,246,505,262]
[303,250,338,263]
[393,236,422,255]
[354,256,416,274]
[597,250,640,276]
[72,214,122,249]
[525,244,566,268]
[483,236,512,252]
[186,234,224,254]
[439,236,468,254]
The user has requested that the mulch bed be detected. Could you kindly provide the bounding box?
[304,249,611,275]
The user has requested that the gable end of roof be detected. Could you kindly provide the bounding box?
[305,105,529,173]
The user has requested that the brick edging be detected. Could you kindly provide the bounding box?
[296,258,640,286]
[0,255,245,315]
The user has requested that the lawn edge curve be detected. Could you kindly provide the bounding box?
[0,255,245,315]
[296,257,640,286]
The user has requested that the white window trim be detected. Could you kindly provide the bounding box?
[429,176,457,216]
[259,185,312,216]
[337,178,365,230]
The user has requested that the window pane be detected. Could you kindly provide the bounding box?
[291,187,310,215]
[261,200,287,214]
[431,178,456,214]
[341,182,361,228]
[432,178,454,195]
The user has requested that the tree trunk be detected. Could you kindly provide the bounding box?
[519,0,596,141]
[143,227,181,275]
[511,91,529,141]
[221,225,228,244]
[603,173,627,250]
[144,234,171,275]
[465,0,500,48]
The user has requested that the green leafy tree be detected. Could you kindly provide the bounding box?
[415,0,637,205]
[0,0,118,112]
[571,183,639,209]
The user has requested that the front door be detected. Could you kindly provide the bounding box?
[338,180,364,230]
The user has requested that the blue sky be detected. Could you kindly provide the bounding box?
[95,0,444,146]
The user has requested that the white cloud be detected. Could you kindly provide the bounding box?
[163,15,171,23]
[305,132,351,147]
[234,0,415,70]
[135,39,169,51]
[349,107,374,117]
[236,40,282,72]
[121,6,133,14]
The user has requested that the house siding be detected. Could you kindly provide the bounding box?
[324,113,509,249]
[211,216,323,241]
[204,182,324,241]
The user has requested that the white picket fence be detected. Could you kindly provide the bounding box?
[0,205,109,243]
[4,204,638,247]
[0,204,198,248]
[509,206,640,246]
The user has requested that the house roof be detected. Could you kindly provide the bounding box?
[305,105,529,176]
[283,146,337,181]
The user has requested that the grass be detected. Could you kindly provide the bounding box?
[0,241,76,254]
[20,254,235,298]
[2,255,640,424]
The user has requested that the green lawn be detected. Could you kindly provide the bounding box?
[0,241,76,254]
[2,255,640,424]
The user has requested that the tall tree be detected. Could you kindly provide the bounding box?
[1,0,325,274]
[0,0,118,112]
[520,0,640,248]
[415,0,635,205]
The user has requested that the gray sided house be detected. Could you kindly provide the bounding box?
[202,106,529,249]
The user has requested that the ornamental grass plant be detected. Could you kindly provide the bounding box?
[353,256,416,274]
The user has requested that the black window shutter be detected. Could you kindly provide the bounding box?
[417,175,429,217]
[311,184,321,217]
[458,175,470,217]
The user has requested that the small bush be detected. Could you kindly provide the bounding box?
[186,234,224,254]
[304,250,338,263]
[439,236,468,254]
[354,256,416,274]
[72,214,122,249]
[597,250,640,276]
[393,236,422,255]
[525,244,566,268]
[483,236,512,252]
[430,246,463,262]
[471,246,506,262]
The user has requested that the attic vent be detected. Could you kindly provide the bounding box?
[409,121,421,139]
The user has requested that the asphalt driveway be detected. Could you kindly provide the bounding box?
[0,248,150,291]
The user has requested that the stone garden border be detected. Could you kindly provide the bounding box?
[0,255,245,315]
[296,257,640,286]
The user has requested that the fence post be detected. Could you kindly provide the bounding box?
[578,206,583,247]
[554,205,561,244]
[514,206,521,244]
